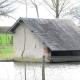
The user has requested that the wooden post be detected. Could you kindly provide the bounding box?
[24,63,26,80]
[42,55,45,80]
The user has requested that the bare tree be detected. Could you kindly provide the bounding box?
[30,0,39,18]
[43,0,80,18]
[25,0,27,18]
[0,0,15,17]
[70,6,80,20]
[15,0,28,17]
[15,0,42,18]
[69,6,80,24]
[15,0,29,18]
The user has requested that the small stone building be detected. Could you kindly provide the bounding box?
[7,17,80,62]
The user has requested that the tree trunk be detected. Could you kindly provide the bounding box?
[35,5,39,18]
[56,0,59,18]
[25,0,27,18]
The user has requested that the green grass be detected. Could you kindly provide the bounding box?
[0,45,13,60]
[0,34,13,60]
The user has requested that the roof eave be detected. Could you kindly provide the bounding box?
[7,17,23,33]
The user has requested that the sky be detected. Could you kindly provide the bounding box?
[0,0,80,27]
[0,1,54,27]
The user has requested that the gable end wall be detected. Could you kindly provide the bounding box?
[13,23,50,62]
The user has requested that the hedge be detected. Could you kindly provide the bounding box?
[0,34,13,45]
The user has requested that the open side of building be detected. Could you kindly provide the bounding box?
[7,17,80,62]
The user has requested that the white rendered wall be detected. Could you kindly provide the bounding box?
[13,23,49,62]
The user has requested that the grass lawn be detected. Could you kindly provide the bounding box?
[0,45,14,60]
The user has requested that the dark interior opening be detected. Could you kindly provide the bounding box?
[51,51,80,56]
